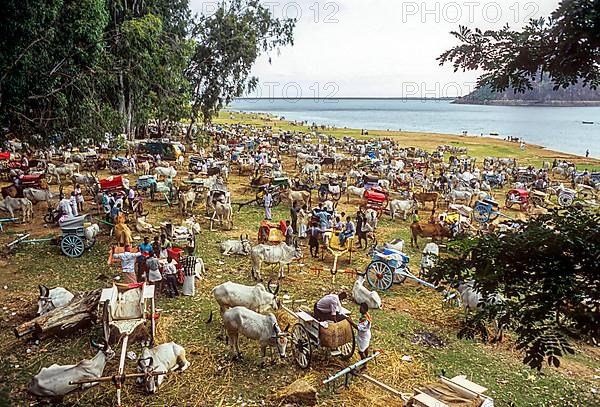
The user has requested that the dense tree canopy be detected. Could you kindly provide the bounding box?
[438,0,600,93]
[431,208,600,370]
[0,0,295,146]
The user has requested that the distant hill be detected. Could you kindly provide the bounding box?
[454,78,600,106]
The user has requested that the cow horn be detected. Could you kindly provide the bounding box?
[90,338,98,348]
[42,285,49,296]
[284,323,290,332]
[267,280,273,294]
[273,281,280,296]
[38,285,45,297]
[206,310,213,324]
[245,234,249,240]
[239,234,243,241]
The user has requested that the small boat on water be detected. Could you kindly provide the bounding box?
[582,121,594,124]
[489,132,499,136]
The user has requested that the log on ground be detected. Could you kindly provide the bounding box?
[14,288,101,339]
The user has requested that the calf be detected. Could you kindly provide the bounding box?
[28,339,114,397]
[220,235,252,256]
[213,281,280,314]
[222,306,288,364]
[136,342,190,394]
[37,285,74,315]
[352,274,382,309]
[179,190,196,215]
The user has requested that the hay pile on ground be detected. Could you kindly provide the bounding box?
[273,377,318,405]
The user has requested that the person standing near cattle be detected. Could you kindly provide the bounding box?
[264,190,272,220]
[357,302,372,368]
[111,245,143,284]
[163,257,179,298]
[146,252,162,297]
[74,184,84,212]
[290,203,298,234]
[297,205,308,238]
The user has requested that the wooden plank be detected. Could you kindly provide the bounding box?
[359,373,408,401]
[413,391,449,407]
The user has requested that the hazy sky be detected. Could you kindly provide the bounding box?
[192,0,559,97]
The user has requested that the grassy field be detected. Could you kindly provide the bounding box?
[0,116,598,407]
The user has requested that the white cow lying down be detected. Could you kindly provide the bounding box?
[136,342,190,394]
[28,339,115,397]
[352,274,382,309]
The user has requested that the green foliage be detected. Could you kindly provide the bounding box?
[431,208,600,370]
[1,0,295,145]
[438,0,600,92]
[0,0,109,146]
[187,0,295,126]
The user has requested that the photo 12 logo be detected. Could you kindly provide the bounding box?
[401,81,478,100]
[200,1,341,23]
[244,81,340,102]
[401,1,541,24]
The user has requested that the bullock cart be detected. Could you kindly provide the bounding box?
[283,306,355,369]
[318,176,342,202]
[58,214,97,257]
[557,187,577,207]
[473,199,514,224]
[366,247,436,291]
[71,283,158,406]
[361,187,388,218]
[257,220,285,244]
[505,188,529,211]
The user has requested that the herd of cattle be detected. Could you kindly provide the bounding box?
[4,122,597,402]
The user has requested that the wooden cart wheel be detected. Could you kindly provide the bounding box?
[338,328,356,361]
[60,235,85,257]
[558,193,573,207]
[366,261,393,291]
[291,323,312,369]
[102,299,110,343]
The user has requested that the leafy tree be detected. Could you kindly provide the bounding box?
[0,0,110,146]
[431,208,599,370]
[438,0,600,92]
[186,0,295,135]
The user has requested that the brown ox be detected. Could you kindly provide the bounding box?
[410,222,450,247]
[413,192,438,209]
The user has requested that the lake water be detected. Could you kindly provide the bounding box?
[230,98,600,158]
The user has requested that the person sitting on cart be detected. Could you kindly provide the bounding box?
[58,193,73,221]
[314,291,351,323]
[338,216,355,246]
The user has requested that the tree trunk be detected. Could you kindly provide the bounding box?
[118,71,126,134]
[186,106,198,141]
[14,289,101,340]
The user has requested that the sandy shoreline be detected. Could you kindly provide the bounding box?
[222,110,599,168]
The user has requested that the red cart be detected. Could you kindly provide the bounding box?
[362,187,389,218]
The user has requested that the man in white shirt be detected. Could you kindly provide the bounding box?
[111,245,142,284]
[314,292,348,322]
[58,194,73,220]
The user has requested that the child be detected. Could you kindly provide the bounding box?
[357,302,372,367]
[285,220,294,246]
[74,184,84,212]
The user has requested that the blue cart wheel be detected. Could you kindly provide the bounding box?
[366,261,393,291]
[61,235,84,257]
[473,204,490,223]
